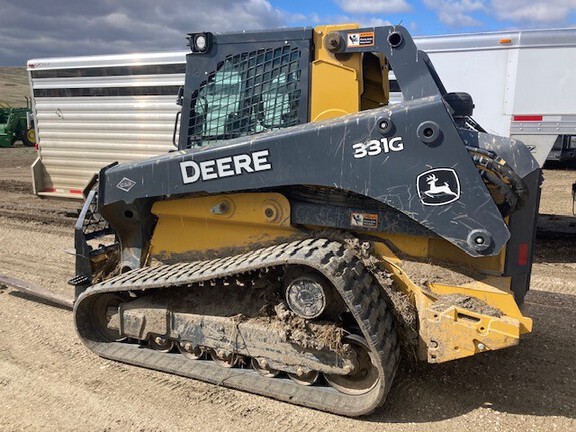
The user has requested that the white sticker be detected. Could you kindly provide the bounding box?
[350,212,378,229]
[347,32,375,47]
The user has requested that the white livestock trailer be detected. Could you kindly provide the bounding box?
[392,27,576,166]
[27,51,186,198]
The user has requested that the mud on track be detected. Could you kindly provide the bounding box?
[0,147,575,431]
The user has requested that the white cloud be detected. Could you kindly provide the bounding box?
[303,13,392,28]
[490,0,576,23]
[425,0,576,27]
[441,12,482,27]
[361,17,394,27]
[334,0,411,14]
[423,0,486,27]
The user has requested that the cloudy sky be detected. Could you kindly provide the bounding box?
[1,0,575,65]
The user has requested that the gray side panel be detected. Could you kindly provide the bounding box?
[100,95,510,257]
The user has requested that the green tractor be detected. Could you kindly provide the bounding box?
[0,97,36,148]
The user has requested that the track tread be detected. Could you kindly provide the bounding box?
[74,238,400,417]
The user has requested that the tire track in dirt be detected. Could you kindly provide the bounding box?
[0,179,31,194]
[0,215,73,237]
[0,216,74,293]
[530,262,576,295]
[0,254,71,277]
[0,202,77,228]
[530,276,576,295]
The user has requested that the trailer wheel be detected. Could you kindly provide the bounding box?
[22,127,36,147]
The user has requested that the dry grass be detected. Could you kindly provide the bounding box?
[0,67,30,107]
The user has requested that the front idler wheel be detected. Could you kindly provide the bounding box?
[323,335,380,395]
[91,294,126,342]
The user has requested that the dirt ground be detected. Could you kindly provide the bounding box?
[0,147,574,432]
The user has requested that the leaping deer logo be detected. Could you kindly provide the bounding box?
[424,173,458,198]
[417,168,461,206]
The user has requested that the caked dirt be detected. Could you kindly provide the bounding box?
[0,147,575,431]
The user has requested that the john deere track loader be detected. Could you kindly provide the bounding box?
[70,24,540,416]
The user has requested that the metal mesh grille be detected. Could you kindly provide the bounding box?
[188,45,302,146]
[82,193,114,240]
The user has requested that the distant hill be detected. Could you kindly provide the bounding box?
[0,67,30,107]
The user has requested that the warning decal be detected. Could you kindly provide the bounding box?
[350,212,378,229]
[347,32,375,47]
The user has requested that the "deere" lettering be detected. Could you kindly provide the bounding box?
[180,149,272,184]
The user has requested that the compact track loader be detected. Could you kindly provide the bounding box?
[71,24,540,416]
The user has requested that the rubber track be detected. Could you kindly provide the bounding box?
[74,238,400,417]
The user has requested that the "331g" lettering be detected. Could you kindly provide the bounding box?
[352,137,404,159]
